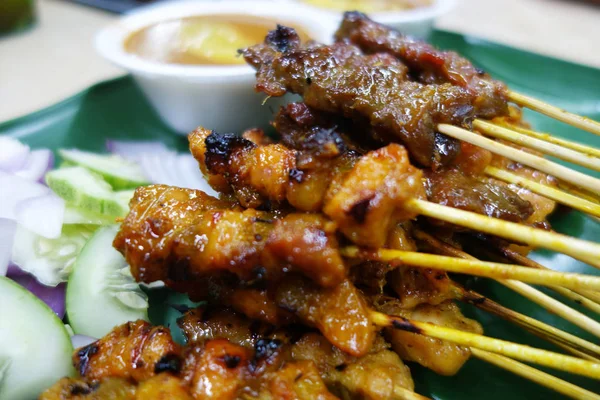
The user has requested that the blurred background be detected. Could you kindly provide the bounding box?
[1,0,599,123]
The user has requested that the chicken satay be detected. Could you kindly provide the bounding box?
[72,320,182,382]
[40,377,137,400]
[115,185,346,289]
[375,297,483,376]
[323,143,426,248]
[335,11,508,119]
[275,276,376,357]
[242,26,474,167]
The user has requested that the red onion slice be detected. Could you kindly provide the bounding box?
[15,194,65,239]
[71,334,97,350]
[7,267,66,318]
[0,137,30,172]
[15,149,54,182]
[0,172,50,220]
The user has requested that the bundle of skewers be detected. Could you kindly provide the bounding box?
[42,12,600,400]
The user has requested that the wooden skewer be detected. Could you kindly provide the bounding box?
[497,122,600,159]
[341,246,600,291]
[471,348,600,400]
[508,91,600,137]
[474,120,600,172]
[415,230,600,352]
[493,244,600,315]
[405,198,600,268]
[437,124,600,193]
[484,166,600,218]
[370,310,600,379]
[558,181,600,204]
[393,386,431,400]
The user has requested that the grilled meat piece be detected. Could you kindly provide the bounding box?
[40,377,137,400]
[275,276,375,357]
[115,185,346,289]
[376,298,482,376]
[242,27,474,167]
[425,169,534,223]
[72,320,182,382]
[335,11,509,119]
[323,144,426,248]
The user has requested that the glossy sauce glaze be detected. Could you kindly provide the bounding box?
[124,15,310,65]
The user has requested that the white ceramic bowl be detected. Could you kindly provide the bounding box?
[277,0,456,38]
[95,1,334,134]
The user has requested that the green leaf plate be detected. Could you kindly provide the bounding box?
[1,30,599,399]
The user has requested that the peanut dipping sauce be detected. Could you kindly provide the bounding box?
[124,15,311,66]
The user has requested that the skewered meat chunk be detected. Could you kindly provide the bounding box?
[425,169,534,223]
[335,11,509,119]
[136,374,194,400]
[269,361,340,400]
[40,377,137,400]
[323,144,426,248]
[275,276,375,357]
[73,320,181,382]
[115,185,347,290]
[242,26,475,167]
[376,299,482,376]
[188,127,232,194]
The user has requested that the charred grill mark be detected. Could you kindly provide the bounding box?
[335,363,347,371]
[348,196,373,223]
[252,217,275,224]
[76,343,99,376]
[294,372,304,382]
[391,318,423,334]
[69,382,99,396]
[266,25,300,52]
[461,291,487,306]
[223,354,242,369]
[204,132,254,173]
[167,257,193,282]
[154,353,183,374]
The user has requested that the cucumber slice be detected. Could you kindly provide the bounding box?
[0,277,73,400]
[67,225,149,338]
[59,149,149,190]
[46,166,128,217]
[63,206,116,225]
[12,224,97,286]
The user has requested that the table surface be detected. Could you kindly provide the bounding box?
[1,0,599,123]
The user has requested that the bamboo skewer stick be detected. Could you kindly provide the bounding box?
[493,244,600,315]
[414,230,600,354]
[474,120,600,172]
[471,348,600,400]
[437,124,600,193]
[497,122,600,159]
[370,311,600,379]
[405,198,600,268]
[484,166,600,218]
[393,386,431,400]
[508,91,600,137]
[341,247,600,291]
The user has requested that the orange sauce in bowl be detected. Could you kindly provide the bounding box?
[124,15,310,66]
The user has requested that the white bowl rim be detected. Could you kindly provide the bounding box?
[95,0,337,80]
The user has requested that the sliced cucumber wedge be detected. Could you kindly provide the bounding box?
[46,166,128,217]
[66,225,149,338]
[0,277,73,400]
[59,149,149,190]
[63,206,116,226]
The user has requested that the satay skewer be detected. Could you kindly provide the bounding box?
[415,230,600,353]
[437,124,600,193]
[370,310,600,379]
[393,386,432,400]
[406,198,600,268]
[474,120,600,172]
[484,166,600,218]
[471,348,600,400]
[508,91,600,137]
[497,122,600,159]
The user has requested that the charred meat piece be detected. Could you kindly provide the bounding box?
[188,127,232,194]
[242,29,474,167]
[376,298,483,376]
[40,377,137,400]
[276,276,376,357]
[115,186,347,290]
[335,11,508,119]
[72,320,181,382]
[323,144,426,248]
[269,361,340,400]
[425,169,534,223]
